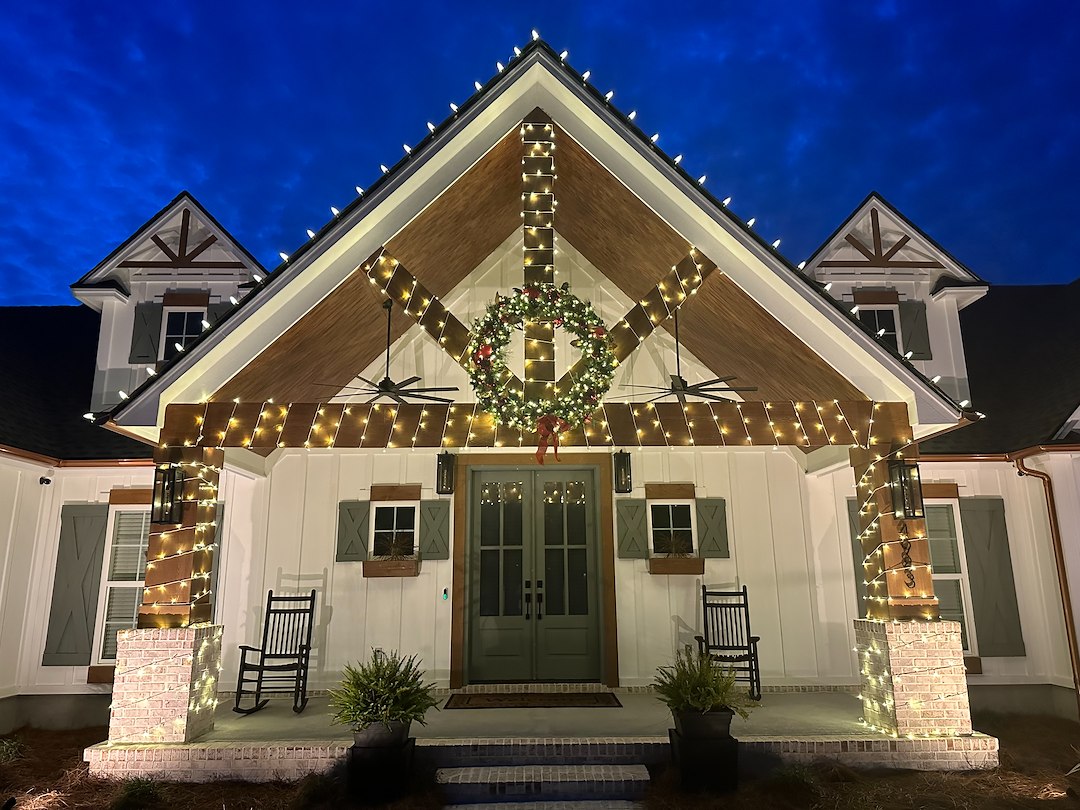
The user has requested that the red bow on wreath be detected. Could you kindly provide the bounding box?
[535,414,570,464]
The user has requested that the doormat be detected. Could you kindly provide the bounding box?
[444,692,622,709]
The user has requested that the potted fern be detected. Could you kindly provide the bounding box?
[329,649,440,746]
[653,645,756,738]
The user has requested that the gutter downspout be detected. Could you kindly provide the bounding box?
[1011,448,1080,719]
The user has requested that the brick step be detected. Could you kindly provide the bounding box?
[436,764,650,805]
[416,738,668,768]
[446,802,642,810]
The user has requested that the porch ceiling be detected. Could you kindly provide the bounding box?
[210,119,867,406]
[160,399,912,450]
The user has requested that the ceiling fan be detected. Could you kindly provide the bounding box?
[317,299,459,405]
[620,310,757,404]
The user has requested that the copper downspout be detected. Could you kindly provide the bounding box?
[1011,449,1080,719]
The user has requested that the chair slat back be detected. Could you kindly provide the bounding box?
[258,589,316,657]
[701,585,753,651]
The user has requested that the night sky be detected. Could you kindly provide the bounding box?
[2,1,1077,306]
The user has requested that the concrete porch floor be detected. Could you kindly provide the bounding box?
[85,691,1000,780]
[208,691,868,741]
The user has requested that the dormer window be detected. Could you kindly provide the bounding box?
[858,306,901,354]
[160,308,205,361]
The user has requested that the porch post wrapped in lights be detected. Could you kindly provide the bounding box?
[849,411,972,740]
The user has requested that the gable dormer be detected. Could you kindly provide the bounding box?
[803,193,988,404]
[71,192,262,411]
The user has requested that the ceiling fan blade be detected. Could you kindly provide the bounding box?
[697,386,759,393]
[332,384,379,393]
[357,376,384,390]
[693,376,739,388]
[398,385,460,393]
[395,392,456,404]
[395,376,422,388]
[690,391,739,403]
[619,384,671,391]
[643,391,676,404]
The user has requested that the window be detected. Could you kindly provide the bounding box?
[371,503,417,558]
[858,306,901,353]
[648,502,695,555]
[160,308,205,361]
[925,502,977,654]
[92,509,151,663]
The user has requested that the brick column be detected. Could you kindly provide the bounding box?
[108,624,223,743]
[854,619,972,737]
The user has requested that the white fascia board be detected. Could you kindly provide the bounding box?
[71,285,128,312]
[114,51,958,440]
[931,284,989,310]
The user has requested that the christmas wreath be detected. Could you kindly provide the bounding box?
[467,282,616,442]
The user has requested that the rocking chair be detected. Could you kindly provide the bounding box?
[233,589,316,714]
[695,585,762,700]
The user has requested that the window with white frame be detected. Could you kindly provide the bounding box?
[858,306,902,353]
[371,502,418,558]
[925,502,977,654]
[160,308,205,361]
[647,501,696,556]
[92,509,151,663]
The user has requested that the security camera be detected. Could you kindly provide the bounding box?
[39,476,52,485]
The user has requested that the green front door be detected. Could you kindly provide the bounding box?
[467,468,601,683]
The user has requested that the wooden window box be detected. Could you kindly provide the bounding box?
[648,557,705,575]
[363,558,421,578]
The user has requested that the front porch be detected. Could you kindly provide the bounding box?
[85,688,998,781]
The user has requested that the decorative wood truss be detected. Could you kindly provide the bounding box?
[818,207,944,270]
[118,207,247,270]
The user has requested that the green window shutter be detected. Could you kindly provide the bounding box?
[898,300,932,360]
[337,500,369,562]
[207,302,232,326]
[616,499,648,559]
[42,504,109,666]
[846,498,868,618]
[418,500,450,560]
[129,302,163,363]
[959,497,1026,657]
[696,498,729,558]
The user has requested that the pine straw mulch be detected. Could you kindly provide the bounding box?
[0,712,1078,809]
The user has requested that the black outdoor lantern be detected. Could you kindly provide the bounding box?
[436,452,456,495]
[613,450,633,494]
[888,458,925,520]
[152,463,185,524]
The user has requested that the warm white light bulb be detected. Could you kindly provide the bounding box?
[83,412,94,420]
[797,261,806,270]
[532,29,540,40]
[628,110,637,120]
[380,164,389,173]
[449,102,458,112]
[673,154,682,164]
[306,229,315,239]
[698,175,707,184]
[746,217,756,227]
[330,206,339,216]
[650,133,659,142]
[427,122,435,133]
[771,239,781,249]
[119,390,129,399]
[605,90,614,101]
[279,252,289,261]
[474,81,483,91]
[229,296,238,305]
[582,70,590,80]
[355,186,364,195]
[252,273,263,283]
[960,399,971,408]
[559,50,568,60]
[497,61,504,72]
[403,144,411,154]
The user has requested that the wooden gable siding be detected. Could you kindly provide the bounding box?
[214,129,522,403]
[212,115,866,405]
[555,127,866,403]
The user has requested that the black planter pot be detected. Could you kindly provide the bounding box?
[673,708,735,738]
[352,719,411,747]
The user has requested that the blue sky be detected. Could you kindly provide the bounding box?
[2,1,1077,305]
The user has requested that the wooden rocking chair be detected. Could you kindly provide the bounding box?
[695,585,762,700]
[233,589,316,714]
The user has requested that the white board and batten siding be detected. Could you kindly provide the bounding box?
[0,454,152,696]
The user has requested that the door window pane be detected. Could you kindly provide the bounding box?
[544,482,564,546]
[503,549,523,616]
[479,550,500,616]
[545,548,565,616]
[567,548,588,615]
[480,484,501,546]
[566,481,586,545]
[502,483,523,547]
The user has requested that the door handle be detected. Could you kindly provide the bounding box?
[525,592,531,620]
[536,592,543,621]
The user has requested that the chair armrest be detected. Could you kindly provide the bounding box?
[694,635,706,654]
[238,645,262,652]
[749,636,760,644]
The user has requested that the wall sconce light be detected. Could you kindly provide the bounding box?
[613,451,632,494]
[152,463,185,524]
[436,452,456,495]
[888,459,924,520]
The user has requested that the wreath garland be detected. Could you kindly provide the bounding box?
[466,282,616,436]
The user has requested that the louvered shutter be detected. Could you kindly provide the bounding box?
[898,301,932,360]
[337,501,370,562]
[616,499,648,559]
[129,302,163,363]
[696,498,730,558]
[418,500,450,560]
[846,498,867,618]
[42,504,109,666]
[958,497,1026,657]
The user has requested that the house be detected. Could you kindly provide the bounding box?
[0,40,1077,764]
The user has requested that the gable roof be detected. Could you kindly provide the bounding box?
[98,39,964,441]
[921,277,1080,455]
[0,307,150,461]
[804,191,985,285]
[71,190,264,299]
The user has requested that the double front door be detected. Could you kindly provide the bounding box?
[468,468,601,683]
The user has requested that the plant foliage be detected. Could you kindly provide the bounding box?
[653,645,757,719]
[328,649,440,731]
[0,736,25,764]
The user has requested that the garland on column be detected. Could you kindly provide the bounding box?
[467,282,616,443]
